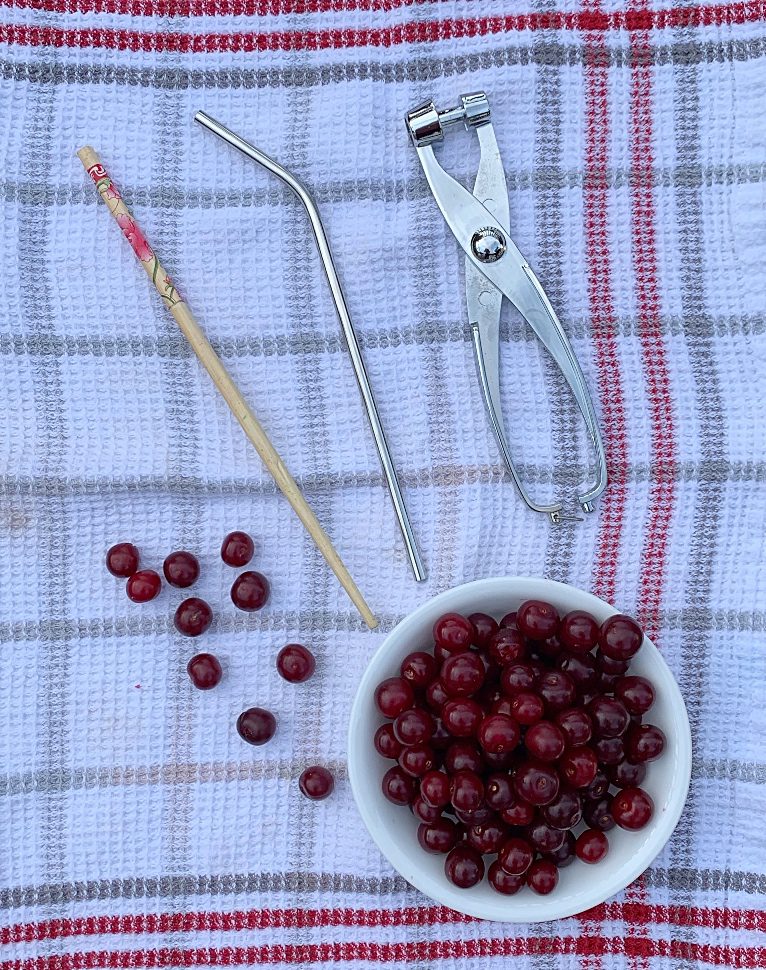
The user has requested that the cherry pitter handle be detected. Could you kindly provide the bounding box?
[405,92,607,523]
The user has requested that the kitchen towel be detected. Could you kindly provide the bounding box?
[0,0,765,967]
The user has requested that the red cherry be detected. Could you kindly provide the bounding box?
[418,818,459,853]
[596,649,630,676]
[542,789,582,830]
[555,708,593,746]
[485,773,515,811]
[425,679,450,714]
[393,708,434,746]
[500,796,535,826]
[220,530,254,567]
[616,675,655,715]
[587,696,630,738]
[444,741,484,774]
[444,845,484,888]
[611,787,654,830]
[442,698,483,737]
[468,612,499,649]
[575,828,609,863]
[524,721,566,762]
[186,653,222,690]
[499,611,518,629]
[411,794,441,823]
[477,714,520,754]
[510,691,545,726]
[593,736,625,765]
[500,662,536,695]
[398,743,436,777]
[433,612,473,654]
[237,707,276,745]
[174,597,213,636]
[583,771,610,800]
[557,651,598,691]
[450,769,484,813]
[162,551,199,588]
[106,542,139,577]
[488,628,526,665]
[276,644,316,683]
[381,766,417,805]
[537,670,577,712]
[514,761,560,806]
[498,836,533,875]
[607,759,647,788]
[126,569,161,603]
[517,600,560,640]
[299,765,334,800]
[526,858,559,894]
[558,746,599,788]
[599,614,643,661]
[400,651,438,688]
[545,830,576,868]
[583,795,615,831]
[373,723,402,760]
[488,860,524,894]
[525,817,565,852]
[625,723,666,763]
[559,610,599,653]
[467,819,507,854]
[420,770,451,807]
[374,677,415,718]
[230,571,270,611]
[441,652,485,697]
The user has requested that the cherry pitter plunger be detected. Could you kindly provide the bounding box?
[405,92,608,523]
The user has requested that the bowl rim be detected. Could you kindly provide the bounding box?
[347,576,692,922]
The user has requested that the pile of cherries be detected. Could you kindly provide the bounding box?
[373,602,665,895]
[105,534,333,801]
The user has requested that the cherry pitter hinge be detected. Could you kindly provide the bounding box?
[405,92,608,523]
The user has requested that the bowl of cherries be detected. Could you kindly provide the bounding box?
[347,578,691,921]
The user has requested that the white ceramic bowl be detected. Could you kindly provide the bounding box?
[348,577,692,922]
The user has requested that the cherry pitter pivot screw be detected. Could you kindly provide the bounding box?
[405,92,608,523]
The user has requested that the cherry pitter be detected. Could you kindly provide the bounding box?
[405,92,608,524]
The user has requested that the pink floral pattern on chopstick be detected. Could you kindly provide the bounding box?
[85,161,182,308]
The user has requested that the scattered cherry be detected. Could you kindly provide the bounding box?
[537,670,577,712]
[444,845,485,888]
[588,696,630,738]
[399,743,436,777]
[467,819,507,854]
[555,708,593,746]
[517,600,560,640]
[299,765,334,800]
[514,761,560,806]
[611,787,654,830]
[411,794,441,823]
[230,571,270,611]
[237,707,276,746]
[106,542,140,577]
[546,830,576,868]
[542,789,582,830]
[276,643,316,683]
[375,677,415,718]
[607,759,647,788]
[187,653,222,690]
[433,612,473,654]
[174,597,213,636]
[583,796,615,831]
[126,569,161,603]
[558,746,599,788]
[163,551,199,588]
[485,772,515,811]
[526,858,559,894]
[444,741,484,774]
[575,829,609,864]
[450,769,484,812]
[220,530,254,567]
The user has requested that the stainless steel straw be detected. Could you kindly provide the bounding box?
[195,111,426,582]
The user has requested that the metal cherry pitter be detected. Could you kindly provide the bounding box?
[405,92,608,523]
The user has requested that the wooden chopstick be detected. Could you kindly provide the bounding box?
[77,146,377,630]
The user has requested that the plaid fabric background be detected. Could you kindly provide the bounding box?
[1,0,765,967]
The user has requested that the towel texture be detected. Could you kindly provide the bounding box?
[1,1,765,967]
